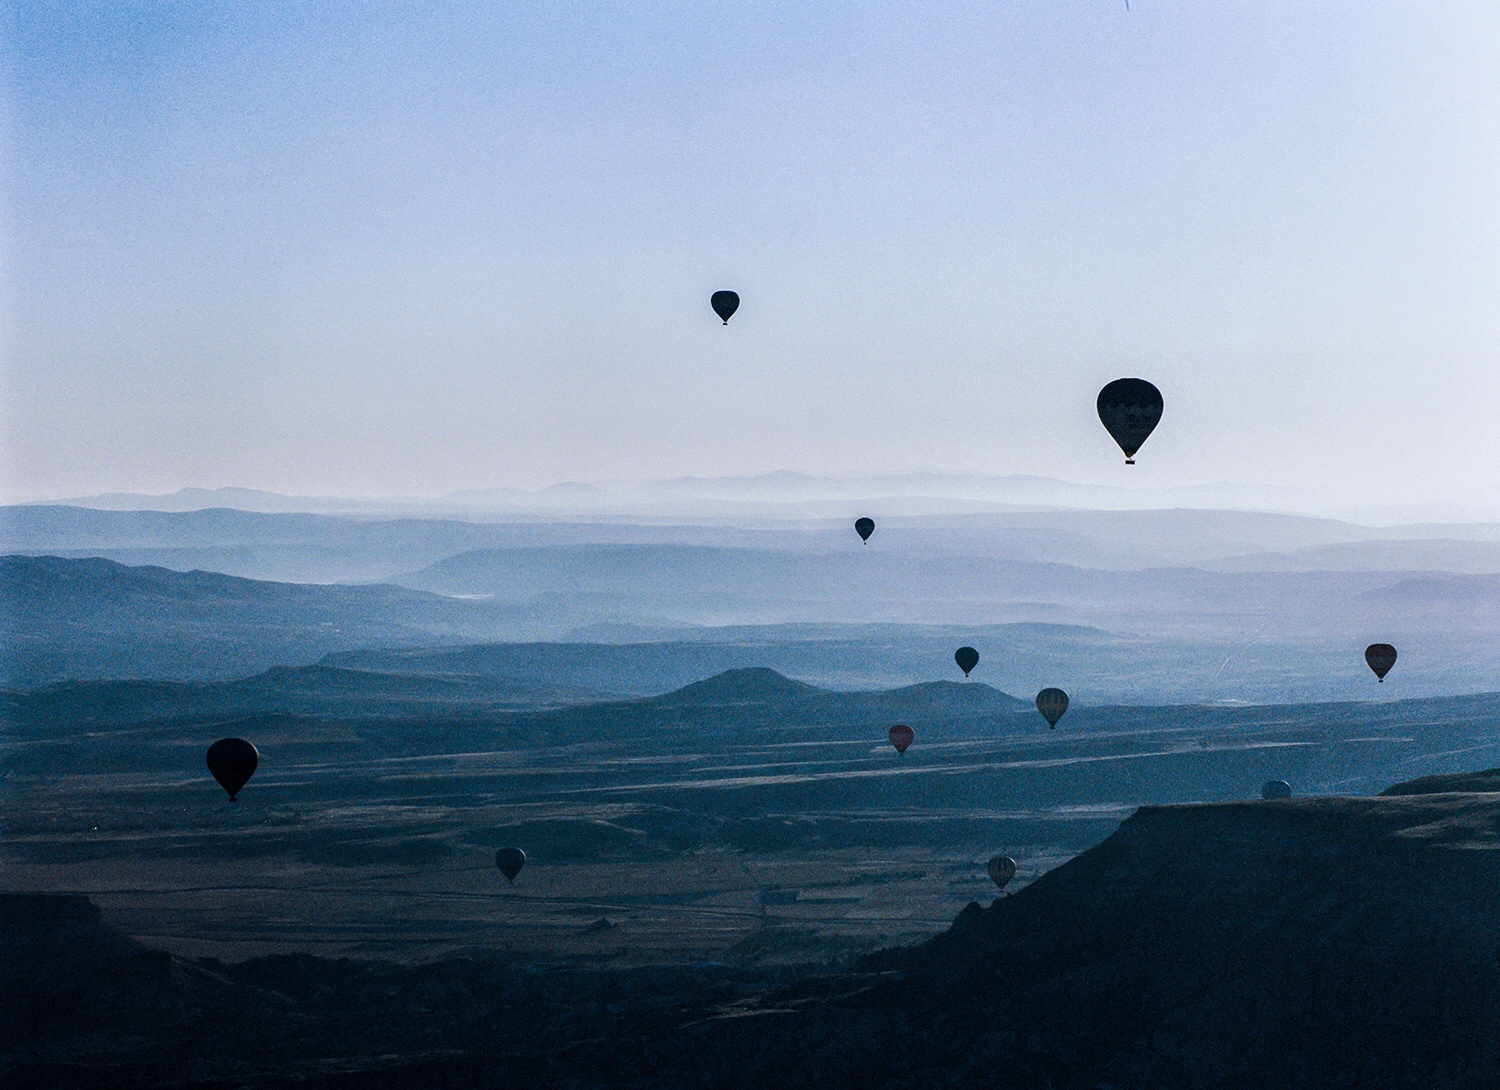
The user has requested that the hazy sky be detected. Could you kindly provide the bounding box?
[5,2,1498,503]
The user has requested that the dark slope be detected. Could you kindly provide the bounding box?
[679,791,1500,1089]
[1380,766,1500,795]
[0,555,530,686]
[10,782,1500,1088]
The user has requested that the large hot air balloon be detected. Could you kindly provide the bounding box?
[855,517,875,543]
[986,854,1017,893]
[1097,378,1163,464]
[206,738,258,800]
[496,847,527,883]
[1365,643,1397,681]
[888,724,914,755]
[1262,780,1292,800]
[1035,687,1069,728]
[954,646,979,677]
[711,291,739,325]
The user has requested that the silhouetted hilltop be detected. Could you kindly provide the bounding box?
[649,668,1025,714]
[848,677,1028,715]
[652,666,824,705]
[1380,765,1500,795]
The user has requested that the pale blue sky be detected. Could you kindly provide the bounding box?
[4,2,1498,502]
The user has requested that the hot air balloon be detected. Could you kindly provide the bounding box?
[206,738,258,801]
[986,854,1017,893]
[711,291,739,325]
[1035,687,1069,728]
[855,517,875,542]
[1097,378,1163,464]
[1365,643,1397,681]
[496,847,527,883]
[1261,780,1292,800]
[954,646,979,677]
[888,724,914,755]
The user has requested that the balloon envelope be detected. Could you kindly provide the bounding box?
[1365,643,1397,681]
[854,517,875,542]
[711,290,739,324]
[1035,687,1069,728]
[205,738,258,800]
[888,724,914,754]
[1262,780,1292,800]
[1097,378,1163,463]
[495,847,527,883]
[954,646,979,676]
[986,854,1017,892]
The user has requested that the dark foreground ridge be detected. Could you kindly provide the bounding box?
[6,771,1500,1088]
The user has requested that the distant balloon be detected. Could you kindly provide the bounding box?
[1261,780,1292,800]
[888,724,914,755]
[954,646,979,677]
[1035,688,1069,728]
[495,847,527,883]
[711,290,740,324]
[855,517,875,542]
[1097,378,1163,464]
[986,854,1017,893]
[1365,643,1397,681]
[205,738,258,801]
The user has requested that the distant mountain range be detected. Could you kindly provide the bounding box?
[13,551,1500,702]
[33,471,1500,522]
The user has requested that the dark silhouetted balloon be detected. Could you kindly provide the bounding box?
[855,517,875,542]
[1097,378,1163,464]
[986,854,1017,892]
[495,847,527,883]
[1365,643,1397,681]
[1035,687,1069,728]
[206,738,258,800]
[711,290,739,324]
[1262,780,1292,800]
[888,724,914,755]
[954,646,979,676]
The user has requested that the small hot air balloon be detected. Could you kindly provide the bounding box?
[888,724,914,755]
[495,847,527,883]
[986,854,1017,893]
[205,738,258,801]
[954,646,979,677]
[711,290,739,325]
[1365,643,1397,681]
[855,517,875,542]
[1261,780,1292,800]
[1097,378,1163,464]
[1035,687,1069,728]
